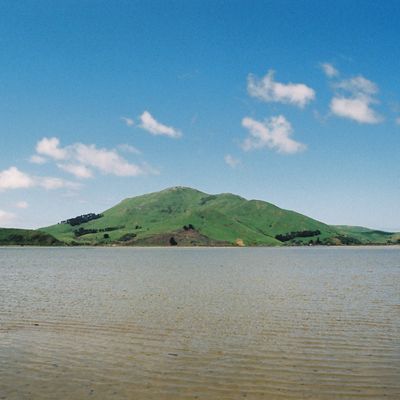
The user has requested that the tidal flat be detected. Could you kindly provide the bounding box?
[0,247,399,399]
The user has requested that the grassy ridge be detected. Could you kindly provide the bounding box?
[0,228,62,246]
[333,226,398,245]
[40,187,399,246]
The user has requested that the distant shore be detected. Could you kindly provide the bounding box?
[1,244,400,249]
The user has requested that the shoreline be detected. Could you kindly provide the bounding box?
[1,244,400,249]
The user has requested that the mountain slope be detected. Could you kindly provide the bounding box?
[40,186,399,246]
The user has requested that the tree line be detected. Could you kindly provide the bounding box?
[74,225,125,237]
[61,213,103,226]
[275,230,321,242]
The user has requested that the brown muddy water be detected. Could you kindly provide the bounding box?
[0,247,399,399]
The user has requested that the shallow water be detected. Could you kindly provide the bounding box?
[0,247,399,399]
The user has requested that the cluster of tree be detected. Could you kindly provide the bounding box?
[183,224,195,231]
[100,226,125,232]
[61,213,103,226]
[118,233,137,242]
[335,235,362,245]
[74,225,125,237]
[74,228,98,237]
[199,195,217,205]
[169,237,178,246]
[289,237,323,246]
[275,230,321,242]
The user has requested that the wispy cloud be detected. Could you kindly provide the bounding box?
[39,177,79,190]
[139,111,182,138]
[15,201,29,209]
[336,75,378,95]
[57,163,93,179]
[396,117,400,125]
[177,69,199,80]
[330,75,382,124]
[247,70,315,108]
[29,155,47,164]
[0,166,79,192]
[117,144,141,154]
[0,209,16,226]
[224,154,241,168]
[242,115,306,154]
[121,116,135,127]
[320,62,339,78]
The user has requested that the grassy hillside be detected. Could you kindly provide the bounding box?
[40,186,399,246]
[333,226,399,245]
[0,228,62,246]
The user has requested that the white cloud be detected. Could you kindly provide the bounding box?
[241,115,306,154]
[15,201,29,209]
[0,210,16,226]
[38,177,79,190]
[0,167,35,190]
[57,163,93,179]
[139,111,182,138]
[321,63,339,78]
[36,137,68,160]
[330,75,382,124]
[121,116,134,127]
[330,97,381,124]
[74,144,144,176]
[29,155,47,164]
[336,76,378,95]
[396,117,400,125]
[0,166,79,192]
[117,144,141,154]
[31,138,151,178]
[224,154,241,168]
[247,70,315,108]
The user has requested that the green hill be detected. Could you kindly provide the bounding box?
[40,186,399,246]
[0,228,62,246]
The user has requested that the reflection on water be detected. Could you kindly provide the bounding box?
[0,247,399,399]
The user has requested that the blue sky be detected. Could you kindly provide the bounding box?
[0,0,399,230]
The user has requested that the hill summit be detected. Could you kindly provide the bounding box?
[39,187,399,246]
